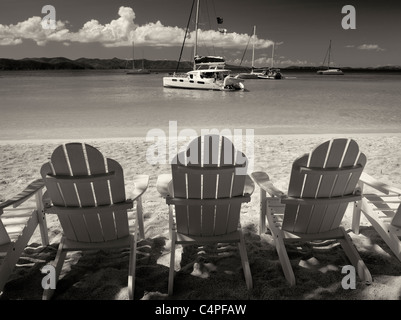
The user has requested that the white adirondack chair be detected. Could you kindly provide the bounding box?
[1,179,49,294]
[40,143,149,299]
[251,138,372,286]
[352,172,401,261]
[156,135,254,295]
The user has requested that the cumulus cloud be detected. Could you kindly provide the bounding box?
[0,16,70,46]
[0,6,273,49]
[357,44,385,51]
[275,59,309,67]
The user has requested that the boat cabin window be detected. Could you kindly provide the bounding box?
[202,72,215,78]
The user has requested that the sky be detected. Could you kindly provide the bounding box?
[0,0,400,68]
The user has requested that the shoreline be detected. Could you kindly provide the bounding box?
[1,131,401,145]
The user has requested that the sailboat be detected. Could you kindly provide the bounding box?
[162,0,244,91]
[317,40,344,75]
[236,26,263,79]
[126,41,150,75]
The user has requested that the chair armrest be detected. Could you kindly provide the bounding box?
[251,171,286,198]
[42,190,52,208]
[244,175,255,196]
[156,174,172,198]
[0,179,45,212]
[129,175,149,201]
[360,172,401,195]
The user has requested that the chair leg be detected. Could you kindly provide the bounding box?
[265,207,296,286]
[168,206,174,240]
[136,196,145,240]
[35,189,49,246]
[0,242,17,293]
[352,199,362,235]
[128,232,137,300]
[339,227,372,284]
[0,210,40,293]
[361,198,401,262]
[168,233,176,296]
[259,189,267,235]
[273,231,296,286]
[42,238,67,300]
[238,231,253,290]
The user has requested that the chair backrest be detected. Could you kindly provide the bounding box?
[167,135,250,236]
[282,138,366,233]
[41,143,130,243]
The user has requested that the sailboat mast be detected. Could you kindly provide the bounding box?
[194,0,200,70]
[271,42,275,69]
[132,41,135,69]
[251,25,256,70]
[328,40,331,70]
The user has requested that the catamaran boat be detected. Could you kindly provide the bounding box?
[162,0,245,91]
[163,56,244,91]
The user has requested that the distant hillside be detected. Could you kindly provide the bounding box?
[283,65,401,73]
[0,57,400,72]
[0,57,193,72]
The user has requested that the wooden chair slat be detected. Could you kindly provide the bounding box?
[41,163,65,207]
[306,204,327,233]
[344,153,366,195]
[215,139,237,235]
[227,203,241,234]
[85,145,111,206]
[281,204,298,231]
[201,206,215,236]
[333,140,365,196]
[201,136,218,235]
[50,145,71,175]
[50,145,79,206]
[68,214,91,242]
[187,138,202,235]
[301,140,330,198]
[99,211,118,241]
[330,202,349,230]
[175,205,189,234]
[287,155,308,198]
[113,209,129,239]
[107,159,126,205]
[83,213,105,242]
[172,153,187,198]
[291,206,312,233]
[318,203,339,232]
[316,139,347,198]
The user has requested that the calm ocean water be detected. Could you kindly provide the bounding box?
[0,70,400,140]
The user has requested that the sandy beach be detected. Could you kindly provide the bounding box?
[1,133,401,300]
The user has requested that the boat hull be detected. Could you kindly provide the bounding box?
[257,69,283,80]
[126,69,150,75]
[317,69,344,75]
[258,73,282,80]
[236,73,260,79]
[163,75,244,91]
[163,76,224,90]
